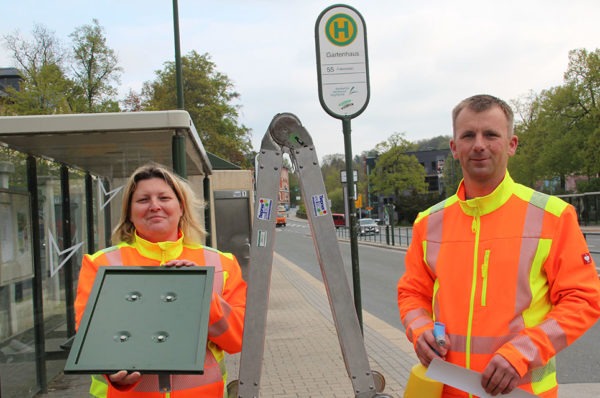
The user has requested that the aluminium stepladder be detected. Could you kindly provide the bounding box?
[229,113,393,398]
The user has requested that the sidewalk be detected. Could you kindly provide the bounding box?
[37,249,599,397]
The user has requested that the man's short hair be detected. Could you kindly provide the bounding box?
[452,94,514,136]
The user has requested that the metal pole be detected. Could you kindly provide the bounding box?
[172,0,184,110]
[60,165,76,337]
[27,156,47,393]
[203,175,211,247]
[172,132,187,178]
[85,173,95,254]
[172,0,187,178]
[343,117,363,331]
[103,178,112,248]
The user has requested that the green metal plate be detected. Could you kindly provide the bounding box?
[64,266,214,374]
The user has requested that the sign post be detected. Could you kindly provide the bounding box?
[316,4,369,330]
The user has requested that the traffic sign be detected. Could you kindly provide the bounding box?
[340,169,358,183]
[315,4,370,119]
[355,195,363,208]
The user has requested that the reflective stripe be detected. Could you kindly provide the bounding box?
[402,308,430,329]
[510,194,547,333]
[406,316,434,341]
[132,346,223,392]
[208,298,232,337]
[511,334,543,368]
[448,333,515,355]
[204,249,224,294]
[539,318,567,353]
[103,248,123,266]
[530,357,558,393]
[432,278,440,321]
[447,330,562,362]
[89,374,108,398]
[425,207,444,275]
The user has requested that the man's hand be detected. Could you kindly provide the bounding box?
[108,370,142,386]
[415,329,450,366]
[481,354,520,395]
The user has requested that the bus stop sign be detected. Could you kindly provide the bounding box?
[315,4,370,120]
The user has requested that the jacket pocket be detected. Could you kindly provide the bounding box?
[481,250,490,307]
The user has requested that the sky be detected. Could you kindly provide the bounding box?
[2,0,600,161]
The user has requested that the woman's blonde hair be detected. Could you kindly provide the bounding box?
[112,163,206,245]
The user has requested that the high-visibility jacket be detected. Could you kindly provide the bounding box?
[397,173,600,398]
[74,232,247,398]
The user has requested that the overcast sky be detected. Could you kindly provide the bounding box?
[2,0,600,160]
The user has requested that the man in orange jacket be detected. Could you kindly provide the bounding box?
[397,94,600,397]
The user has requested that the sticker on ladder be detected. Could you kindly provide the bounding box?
[257,230,268,247]
[257,198,273,220]
[312,194,328,216]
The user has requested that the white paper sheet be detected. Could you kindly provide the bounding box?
[425,358,539,398]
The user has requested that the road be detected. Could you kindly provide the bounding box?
[273,217,600,383]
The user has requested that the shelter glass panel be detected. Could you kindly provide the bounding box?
[69,170,86,278]
[0,150,38,397]
[37,161,69,383]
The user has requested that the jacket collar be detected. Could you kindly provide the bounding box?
[132,230,184,262]
[456,172,514,216]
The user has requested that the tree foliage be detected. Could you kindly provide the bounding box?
[3,24,66,83]
[70,19,122,112]
[413,135,451,151]
[320,153,362,214]
[2,25,74,114]
[369,133,428,199]
[511,48,600,192]
[442,152,462,196]
[142,51,252,167]
[2,21,120,115]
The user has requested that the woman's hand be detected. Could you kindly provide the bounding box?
[108,370,142,385]
[163,259,198,267]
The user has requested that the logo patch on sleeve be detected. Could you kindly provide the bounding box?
[582,253,592,264]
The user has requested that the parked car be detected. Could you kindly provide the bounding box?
[332,213,346,228]
[358,218,379,235]
[276,212,287,227]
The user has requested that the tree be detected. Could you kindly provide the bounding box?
[321,153,354,214]
[70,19,122,112]
[511,48,600,192]
[370,146,428,197]
[2,24,76,114]
[370,133,428,201]
[563,49,600,179]
[3,24,66,85]
[121,89,143,112]
[142,51,252,167]
[2,64,76,115]
[442,152,462,196]
[413,135,451,151]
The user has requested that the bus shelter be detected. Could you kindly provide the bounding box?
[0,110,215,396]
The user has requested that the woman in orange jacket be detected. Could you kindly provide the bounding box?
[74,163,247,398]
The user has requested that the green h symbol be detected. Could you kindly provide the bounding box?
[334,20,349,39]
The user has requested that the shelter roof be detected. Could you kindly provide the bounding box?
[0,110,212,179]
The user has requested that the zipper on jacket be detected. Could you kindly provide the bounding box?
[466,208,480,373]
[481,250,490,307]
